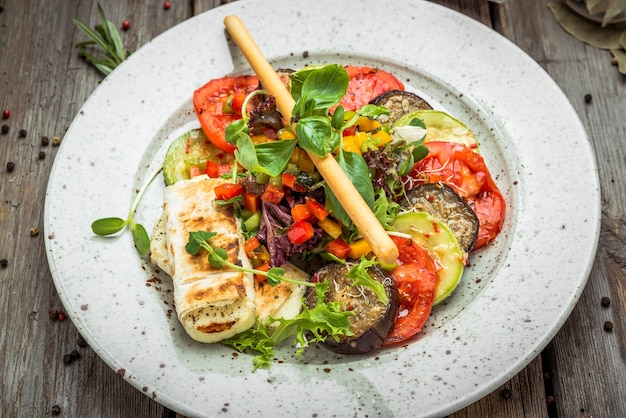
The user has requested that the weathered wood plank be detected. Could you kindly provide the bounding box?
[498,1,626,417]
[0,1,190,417]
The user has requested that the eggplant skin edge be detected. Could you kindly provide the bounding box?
[306,263,400,355]
[402,182,479,253]
[370,89,433,125]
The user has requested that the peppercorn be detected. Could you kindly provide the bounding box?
[39,151,46,160]
[77,336,88,348]
[164,1,171,9]
[584,94,592,104]
[30,226,39,237]
[604,321,614,332]
[6,161,15,172]
[0,258,8,268]
[2,109,9,119]
[41,136,50,146]
[70,350,81,361]
[500,389,512,399]
[1,124,8,134]
[18,129,27,138]
[601,296,610,307]
[49,310,59,320]
[122,20,130,30]
[57,310,66,321]
[52,136,61,146]
[51,405,61,415]
[63,353,73,364]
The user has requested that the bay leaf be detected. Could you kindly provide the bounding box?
[610,48,626,74]
[587,0,609,14]
[602,0,626,26]
[548,2,626,49]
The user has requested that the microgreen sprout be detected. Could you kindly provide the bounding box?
[186,231,314,288]
[91,166,162,255]
[222,280,353,369]
[325,254,389,305]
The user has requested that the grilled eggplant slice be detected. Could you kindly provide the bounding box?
[403,183,479,252]
[370,90,432,125]
[306,263,399,355]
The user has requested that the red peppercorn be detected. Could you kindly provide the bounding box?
[164,1,171,9]
[58,310,67,321]
[2,109,9,119]
[122,20,130,31]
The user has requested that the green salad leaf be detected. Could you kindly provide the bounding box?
[221,280,353,369]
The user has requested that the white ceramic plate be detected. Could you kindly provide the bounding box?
[44,0,600,417]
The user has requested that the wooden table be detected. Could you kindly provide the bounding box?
[1,0,624,416]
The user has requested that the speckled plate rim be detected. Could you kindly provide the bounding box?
[44,1,600,417]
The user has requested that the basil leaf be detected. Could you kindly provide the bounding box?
[235,135,297,177]
[296,116,339,157]
[325,151,376,226]
[409,117,426,129]
[255,140,298,176]
[300,64,349,113]
[225,119,249,145]
[412,144,429,162]
[289,66,320,101]
[234,134,259,171]
[331,106,345,130]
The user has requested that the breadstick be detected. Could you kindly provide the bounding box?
[223,15,398,265]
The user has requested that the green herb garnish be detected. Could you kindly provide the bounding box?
[73,4,130,76]
[91,166,162,255]
[186,231,314,288]
[345,256,389,305]
[222,280,353,369]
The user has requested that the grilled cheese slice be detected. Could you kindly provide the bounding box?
[150,175,307,342]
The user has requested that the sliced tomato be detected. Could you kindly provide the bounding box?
[409,141,506,250]
[193,75,259,153]
[338,66,405,111]
[383,235,437,346]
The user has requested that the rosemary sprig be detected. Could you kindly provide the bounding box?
[73,4,130,76]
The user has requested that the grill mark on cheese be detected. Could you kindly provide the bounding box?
[196,321,237,334]
[186,274,248,305]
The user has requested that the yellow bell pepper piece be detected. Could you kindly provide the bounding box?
[277,128,296,140]
[372,130,392,147]
[348,239,372,259]
[357,116,382,132]
[342,136,361,155]
[318,217,343,239]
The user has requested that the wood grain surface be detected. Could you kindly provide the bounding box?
[1,0,623,417]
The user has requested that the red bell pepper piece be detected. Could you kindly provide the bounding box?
[287,221,314,244]
[326,239,351,259]
[214,183,244,200]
